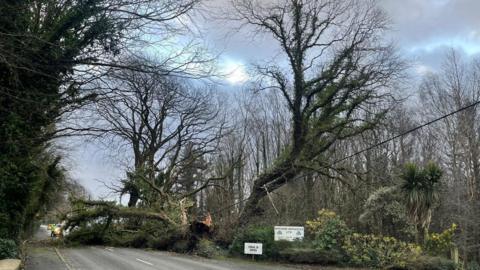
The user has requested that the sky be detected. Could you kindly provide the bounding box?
[64,0,480,199]
[381,0,480,74]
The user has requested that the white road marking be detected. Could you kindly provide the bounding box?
[105,247,114,252]
[136,258,154,266]
[54,248,74,270]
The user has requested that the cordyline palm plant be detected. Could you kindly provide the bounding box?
[401,162,442,244]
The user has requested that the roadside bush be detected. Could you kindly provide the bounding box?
[306,209,351,251]
[425,224,457,256]
[171,239,192,253]
[466,261,480,270]
[0,238,18,259]
[400,256,457,270]
[0,215,9,239]
[342,233,421,268]
[195,239,227,258]
[230,226,292,259]
[212,217,237,248]
[279,247,343,265]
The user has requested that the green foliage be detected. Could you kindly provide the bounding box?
[0,154,36,239]
[402,162,442,200]
[466,261,480,270]
[64,197,199,254]
[278,248,343,265]
[401,162,442,243]
[68,220,191,252]
[305,209,351,250]
[195,239,226,258]
[23,155,66,236]
[0,150,66,239]
[171,239,192,253]
[0,238,18,259]
[66,225,107,246]
[230,226,292,259]
[401,163,442,212]
[0,0,124,241]
[305,209,423,268]
[227,211,458,269]
[360,186,416,241]
[424,224,457,256]
[400,256,457,270]
[342,233,422,268]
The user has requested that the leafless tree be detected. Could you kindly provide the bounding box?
[40,0,218,141]
[93,58,226,207]
[419,51,480,263]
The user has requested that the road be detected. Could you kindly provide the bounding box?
[26,226,302,270]
[25,246,306,270]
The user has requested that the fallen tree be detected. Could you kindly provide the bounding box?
[62,198,214,250]
[64,200,177,231]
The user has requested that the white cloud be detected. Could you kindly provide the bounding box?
[221,59,249,85]
[408,39,480,57]
[415,64,434,76]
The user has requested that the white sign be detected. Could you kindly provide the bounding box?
[274,226,304,241]
[244,243,263,255]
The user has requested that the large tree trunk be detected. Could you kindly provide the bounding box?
[127,184,140,207]
[238,98,306,227]
[304,173,316,219]
[238,156,298,227]
[64,200,177,231]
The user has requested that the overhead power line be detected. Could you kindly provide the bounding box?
[209,99,480,214]
[330,99,480,167]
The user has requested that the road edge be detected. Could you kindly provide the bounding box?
[54,248,73,270]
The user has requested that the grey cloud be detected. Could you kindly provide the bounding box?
[381,0,480,49]
[202,0,480,71]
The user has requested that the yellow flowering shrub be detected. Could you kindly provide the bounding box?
[305,209,426,268]
[425,223,457,256]
[342,233,422,268]
[305,209,338,232]
[305,209,351,250]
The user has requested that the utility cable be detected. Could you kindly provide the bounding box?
[208,99,480,214]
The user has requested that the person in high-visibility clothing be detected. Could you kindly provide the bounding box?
[48,224,56,237]
[53,224,63,238]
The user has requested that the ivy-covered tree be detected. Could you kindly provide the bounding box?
[0,0,201,240]
[231,0,404,226]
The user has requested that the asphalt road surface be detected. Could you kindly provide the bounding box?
[26,226,301,270]
[25,246,304,270]
[25,247,312,270]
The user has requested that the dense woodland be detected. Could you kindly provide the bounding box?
[0,0,479,269]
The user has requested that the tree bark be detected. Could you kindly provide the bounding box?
[238,156,298,227]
